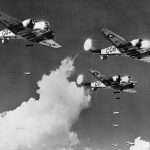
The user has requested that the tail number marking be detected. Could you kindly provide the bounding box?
[95,81,102,87]
[2,29,11,36]
[106,46,117,54]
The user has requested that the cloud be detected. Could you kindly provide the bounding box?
[0,57,91,150]
[84,147,100,150]
[130,137,150,150]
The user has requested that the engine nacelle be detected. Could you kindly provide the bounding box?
[100,55,108,60]
[22,19,50,31]
[112,75,121,82]
[120,76,131,83]
[33,21,50,30]
[22,19,35,29]
[131,39,142,48]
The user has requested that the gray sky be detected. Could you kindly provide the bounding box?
[0,0,150,150]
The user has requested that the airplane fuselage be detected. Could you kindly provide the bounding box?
[92,44,150,62]
[90,80,135,91]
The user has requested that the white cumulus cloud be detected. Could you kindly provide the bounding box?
[0,57,91,150]
[130,137,150,150]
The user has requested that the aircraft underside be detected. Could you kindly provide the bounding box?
[140,56,150,62]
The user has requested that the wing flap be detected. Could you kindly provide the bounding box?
[39,39,62,48]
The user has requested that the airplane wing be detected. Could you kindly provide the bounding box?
[0,11,38,39]
[0,12,62,48]
[0,12,24,34]
[101,28,131,49]
[88,69,113,86]
[39,39,62,48]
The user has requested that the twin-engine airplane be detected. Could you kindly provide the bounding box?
[0,12,61,48]
[84,28,150,62]
[77,69,137,93]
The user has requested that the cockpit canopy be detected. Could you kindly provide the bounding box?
[131,39,142,48]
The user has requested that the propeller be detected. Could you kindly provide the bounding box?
[76,74,84,85]
[84,38,92,51]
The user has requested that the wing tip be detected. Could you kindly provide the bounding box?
[54,44,62,48]
[51,40,62,48]
[88,68,94,73]
[101,28,109,33]
[101,28,114,37]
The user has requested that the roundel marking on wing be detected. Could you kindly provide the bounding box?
[94,72,99,75]
[115,40,119,44]
[107,34,114,38]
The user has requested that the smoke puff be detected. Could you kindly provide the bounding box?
[131,39,139,47]
[0,57,91,150]
[130,137,150,150]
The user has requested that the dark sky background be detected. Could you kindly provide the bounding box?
[0,0,150,150]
